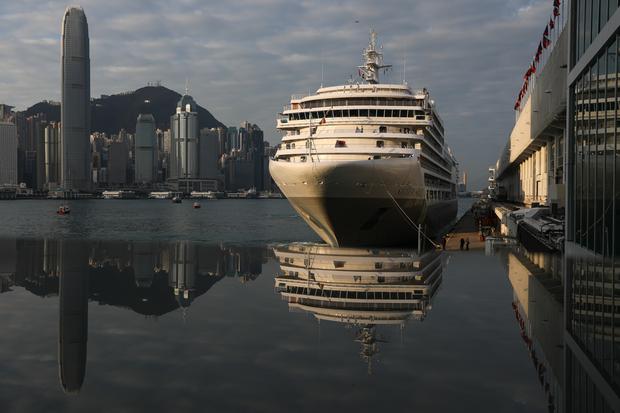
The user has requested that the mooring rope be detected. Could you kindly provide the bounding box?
[385,189,441,249]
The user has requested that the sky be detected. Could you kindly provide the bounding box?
[0,0,559,190]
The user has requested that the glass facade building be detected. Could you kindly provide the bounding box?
[568,2,620,411]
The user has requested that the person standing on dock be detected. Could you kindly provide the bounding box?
[465,238,470,251]
[442,236,447,250]
[460,238,465,250]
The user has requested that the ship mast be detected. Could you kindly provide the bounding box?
[358,30,391,84]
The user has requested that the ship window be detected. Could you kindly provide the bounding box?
[350,109,359,117]
[376,140,384,148]
[291,143,295,148]
[334,110,342,117]
[401,142,407,148]
[370,109,377,117]
[360,109,369,117]
[317,111,325,118]
[300,156,307,162]
[379,126,387,133]
[377,109,384,117]
[385,110,393,117]
[335,140,346,148]
[408,110,414,117]
[378,276,385,283]
[375,262,383,269]
[400,110,407,117]
[334,260,345,268]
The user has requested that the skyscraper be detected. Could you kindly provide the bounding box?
[61,6,90,191]
[44,122,61,188]
[199,128,224,183]
[169,94,199,190]
[134,114,157,184]
[0,122,18,186]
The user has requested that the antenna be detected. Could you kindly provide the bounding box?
[185,78,190,95]
[321,61,324,88]
[357,29,392,84]
[403,53,407,84]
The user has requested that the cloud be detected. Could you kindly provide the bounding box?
[0,0,555,189]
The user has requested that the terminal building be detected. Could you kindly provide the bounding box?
[566,2,620,412]
[493,7,568,210]
[493,2,620,411]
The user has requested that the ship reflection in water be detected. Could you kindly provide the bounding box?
[0,239,267,394]
[273,243,444,373]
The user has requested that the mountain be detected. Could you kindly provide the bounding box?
[23,85,225,134]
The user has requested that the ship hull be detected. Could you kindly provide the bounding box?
[270,158,457,247]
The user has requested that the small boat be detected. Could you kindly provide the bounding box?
[192,202,201,209]
[57,205,70,215]
[172,196,182,204]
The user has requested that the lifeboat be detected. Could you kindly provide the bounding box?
[57,205,71,215]
[192,202,201,209]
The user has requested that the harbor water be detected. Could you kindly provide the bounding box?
[0,199,559,412]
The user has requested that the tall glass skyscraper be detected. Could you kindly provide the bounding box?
[0,122,18,186]
[134,114,157,183]
[61,7,90,191]
[170,95,199,182]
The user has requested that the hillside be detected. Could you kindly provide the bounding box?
[23,85,225,134]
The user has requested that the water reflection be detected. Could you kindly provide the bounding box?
[273,243,444,373]
[496,240,620,412]
[500,247,564,412]
[0,239,268,393]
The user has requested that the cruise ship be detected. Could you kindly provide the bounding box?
[270,31,458,247]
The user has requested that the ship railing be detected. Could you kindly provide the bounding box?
[275,146,417,155]
[291,93,310,100]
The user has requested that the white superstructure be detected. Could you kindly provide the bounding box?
[270,31,458,247]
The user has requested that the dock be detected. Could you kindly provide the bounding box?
[443,209,485,251]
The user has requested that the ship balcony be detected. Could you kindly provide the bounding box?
[280,130,426,141]
[274,146,418,158]
[277,117,431,129]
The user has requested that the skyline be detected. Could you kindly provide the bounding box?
[1,0,556,189]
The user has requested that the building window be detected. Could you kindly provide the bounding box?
[571,34,619,256]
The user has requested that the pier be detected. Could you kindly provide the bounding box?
[443,209,486,251]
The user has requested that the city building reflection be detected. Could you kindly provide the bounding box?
[501,247,564,413]
[0,239,269,394]
[566,252,620,412]
[274,243,444,373]
[500,244,620,412]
